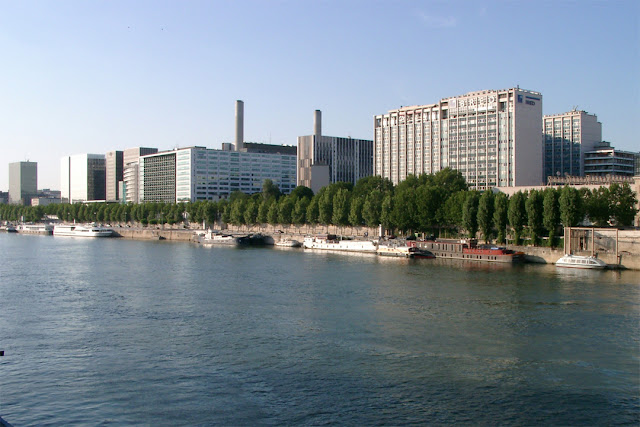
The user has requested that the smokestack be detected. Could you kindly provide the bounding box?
[235,100,244,151]
[314,110,322,137]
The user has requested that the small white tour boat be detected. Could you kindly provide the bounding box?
[53,224,114,237]
[303,234,378,253]
[555,254,607,269]
[17,223,53,235]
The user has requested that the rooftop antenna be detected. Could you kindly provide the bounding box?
[572,105,579,111]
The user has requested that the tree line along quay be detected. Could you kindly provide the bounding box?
[0,169,637,247]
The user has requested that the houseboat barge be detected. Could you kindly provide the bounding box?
[407,239,524,263]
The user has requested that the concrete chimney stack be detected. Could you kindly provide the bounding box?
[314,110,322,137]
[235,100,244,151]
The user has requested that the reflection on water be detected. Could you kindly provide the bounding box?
[0,233,638,425]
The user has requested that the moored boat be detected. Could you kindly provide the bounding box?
[555,254,607,269]
[275,239,302,248]
[16,223,53,235]
[408,239,523,263]
[303,234,378,253]
[53,224,113,237]
[200,230,237,245]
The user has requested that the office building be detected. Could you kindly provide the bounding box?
[583,141,639,177]
[122,147,158,204]
[139,151,177,203]
[543,110,602,179]
[9,161,38,205]
[374,87,543,189]
[298,110,373,193]
[105,150,123,202]
[60,154,106,203]
[140,145,297,203]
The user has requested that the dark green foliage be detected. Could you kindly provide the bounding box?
[493,192,509,244]
[525,190,544,245]
[542,188,560,246]
[462,192,479,238]
[508,191,526,245]
[608,183,638,226]
[477,190,495,243]
[559,186,583,227]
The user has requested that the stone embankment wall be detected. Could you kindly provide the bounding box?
[109,222,640,270]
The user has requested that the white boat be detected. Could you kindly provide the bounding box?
[275,239,302,248]
[17,223,53,235]
[555,254,607,269]
[200,229,237,245]
[53,224,114,237]
[303,234,378,253]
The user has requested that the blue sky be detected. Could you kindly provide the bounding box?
[1,0,638,190]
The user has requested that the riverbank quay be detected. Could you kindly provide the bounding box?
[39,222,640,270]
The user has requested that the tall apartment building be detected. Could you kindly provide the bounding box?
[140,145,297,203]
[543,110,602,179]
[123,147,158,203]
[60,154,106,203]
[583,141,638,177]
[374,88,544,189]
[298,110,373,193]
[8,161,37,205]
[106,150,123,202]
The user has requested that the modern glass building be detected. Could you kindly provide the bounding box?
[543,110,602,179]
[123,147,158,204]
[374,88,544,189]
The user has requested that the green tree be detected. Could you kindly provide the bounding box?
[392,187,418,234]
[267,200,279,224]
[608,183,638,226]
[261,179,281,201]
[292,197,310,225]
[462,192,479,238]
[508,191,527,244]
[543,188,560,246]
[584,187,610,227]
[306,196,319,224]
[559,186,583,227]
[348,196,364,226]
[289,186,314,201]
[362,190,383,228]
[477,190,495,243]
[415,185,444,231]
[332,188,351,226]
[243,199,258,225]
[277,196,295,225]
[493,192,509,244]
[439,190,467,231]
[525,190,544,245]
[380,193,394,231]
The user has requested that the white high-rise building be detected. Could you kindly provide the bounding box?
[543,110,602,180]
[374,87,544,189]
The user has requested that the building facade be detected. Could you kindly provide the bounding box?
[9,161,37,205]
[543,110,602,179]
[374,88,543,190]
[298,110,373,193]
[139,145,297,203]
[105,150,123,202]
[139,151,177,203]
[122,147,158,204]
[583,141,639,177]
[60,154,106,203]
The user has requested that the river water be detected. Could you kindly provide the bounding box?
[0,233,638,425]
